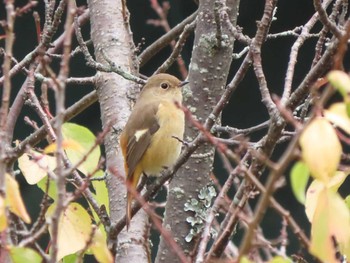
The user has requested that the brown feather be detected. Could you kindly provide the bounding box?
[125,105,160,178]
[121,103,160,228]
[120,73,185,229]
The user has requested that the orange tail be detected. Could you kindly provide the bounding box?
[126,192,133,230]
[126,166,143,230]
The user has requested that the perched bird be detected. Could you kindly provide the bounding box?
[120,73,188,228]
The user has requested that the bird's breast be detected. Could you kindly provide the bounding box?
[140,101,185,175]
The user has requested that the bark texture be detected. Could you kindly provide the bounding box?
[155,1,240,262]
[87,1,150,262]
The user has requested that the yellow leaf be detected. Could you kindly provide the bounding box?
[299,117,341,183]
[0,196,7,231]
[310,188,350,262]
[268,256,292,263]
[324,103,350,134]
[305,172,347,221]
[90,228,113,263]
[18,150,56,185]
[44,139,83,154]
[328,70,350,98]
[239,256,253,263]
[327,171,348,192]
[46,202,92,261]
[6,174,31,224]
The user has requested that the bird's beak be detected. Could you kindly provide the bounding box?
[179,80,189,87]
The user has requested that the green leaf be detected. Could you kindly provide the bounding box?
[9,247,42,263]
[91,170,109,215]
[62,123,101,175]
[37,176,58,200]
[90,170,109,239]
[346,102,350,118]
[62,253,78,263]
[290,161,309,204]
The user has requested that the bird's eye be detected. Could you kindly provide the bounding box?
[160,82,169,89]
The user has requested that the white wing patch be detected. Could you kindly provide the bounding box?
[134,129,148,142]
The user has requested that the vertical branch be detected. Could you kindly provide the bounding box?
[49,1,76,262]
[155,1,240,262]
[87,0,150,262]
[0,2,15,261]
[250,0,278,116]
[214,0,223,49]
[206,0,279,259]
[313,0,342,39]
[0,0,15,134]
[282,0,333,104]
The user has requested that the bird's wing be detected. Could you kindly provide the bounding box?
[124,103,160,179]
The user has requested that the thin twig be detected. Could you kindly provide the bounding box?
[49,1,76,261]
[155,22,195,74]
[282,0,333,104]
[10,90,98,163]
[139,10,198,67]
[213,121,269,135]
[74,17,145,84]
[313,0,342,39]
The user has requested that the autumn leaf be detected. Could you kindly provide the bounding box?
[46,202,92,261]
[310,188,350,262]
[18,150,56,185]
[324,102,350,134]
[44,139,84,154]
[299,117,341,183]
[90,227,113,263]
[0,196,7,231]
[6,174,31,224]
[328,70,350,99]
[268,256,293,263]
[305,171,347,221]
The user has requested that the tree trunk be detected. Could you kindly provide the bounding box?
[155,1,240,262]
[87,1,150,262]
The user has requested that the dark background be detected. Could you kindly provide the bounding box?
[0,0,337,261]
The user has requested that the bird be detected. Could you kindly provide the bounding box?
[120,73,188,228]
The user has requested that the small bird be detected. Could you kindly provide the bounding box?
[120,73,188,228]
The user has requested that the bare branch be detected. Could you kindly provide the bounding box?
[139,11,198,67]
